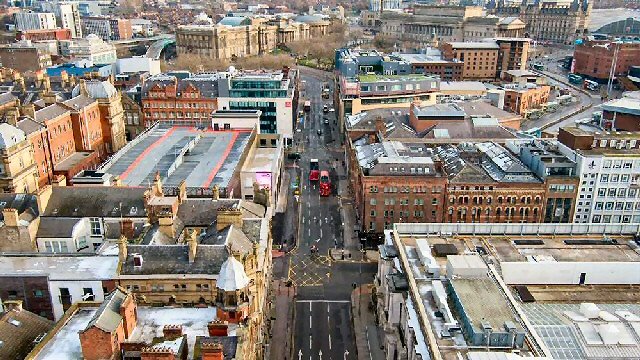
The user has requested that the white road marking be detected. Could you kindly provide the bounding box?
[329,333,332,350]
[309,335,312,349]
[320,229,323,238]
[310,302,312,311]
[308,228,311,236]
[296,300,350,303]
[310,315,312,328]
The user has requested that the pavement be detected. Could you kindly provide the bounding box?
[352,285,385,360]
[269,280,295,360]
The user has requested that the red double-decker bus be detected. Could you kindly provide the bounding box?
[319,171,331,196]
[309,159,319,181]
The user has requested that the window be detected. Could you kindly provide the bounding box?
[370,198,377,206]
[600,174,609,183]
[595,202,603,210]
[598,188,606,196]
[370,210,376,217]
[34,289,44,298]
[90,218,102,236]
[82,288,94,301]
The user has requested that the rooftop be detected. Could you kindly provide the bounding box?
[602,97,640,116]
[42,186,147,218]
[0,308,53,360]
[100,126,252,188]
[447,41,500,49]
[353,138,440,175]
[34,307,98,360]
[33,304,221,360]
[357,73,435,83]
[450,277,524,332]
[242,146,280,173]
[0,255,118,280]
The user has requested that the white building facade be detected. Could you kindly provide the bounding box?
[558,137,640,224]
[14,11,57,31]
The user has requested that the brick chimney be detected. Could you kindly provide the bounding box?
[118,236,128,264]
[207,320,228,336]
[52,174,66,187]
[200,342,224,360]
[42,92,57,106]
[4,299,23,312]
[212,184,220,200]
[121,219,135,239]
[188,230,198,263]
[5,108,19,126]
[36,185,53,213]
[216,206,242,231]
[178,180,187,204]
[20,103,35,119]
[2,208,19,227]
[374,116,386,137]
[140,347,175,360]
[162,325,183,340]
[79,79,89,96]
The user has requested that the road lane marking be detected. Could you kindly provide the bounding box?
[320,229,323,238]
[310,302,312,311]
[329,333,332,350]
[310,315,312,328]
[309,335,312,349]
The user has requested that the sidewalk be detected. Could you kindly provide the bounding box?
[269,280,295,360]
[352,284,385,360]
[275,171,290,213]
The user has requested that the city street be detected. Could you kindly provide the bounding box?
[271,71,378,360]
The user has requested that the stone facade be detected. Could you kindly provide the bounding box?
[176,15,329,61]
[492,0,591,44]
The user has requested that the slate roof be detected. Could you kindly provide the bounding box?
[0,193,38,222]
[121,245,229,275]
[34,104,70,122]
[43,186,147,218]
[177,199,239,227]
[0,308,54,360]
[83,288,127,333]
[0,91,17,106]
[16,116,45,136]
[36,217,82,238]
[62,95,97,110]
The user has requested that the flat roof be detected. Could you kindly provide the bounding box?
[451,277,523,331]
[242,147,279,173]
[129,307,221,359]
[55,151,94,171]
[357,73,436,83]
[0,255,118,280]
[490,236,640,263]
[447,42,500,49]
[101,126,251,188]
[440,81,487,92]
[34,306,222,360]
[34,308,98,360]
[602,97,640,116]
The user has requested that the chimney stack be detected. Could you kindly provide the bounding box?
[20,103,36,119]
[5,108,19,126]
[79,79,89,96]
[207,320,228,336]
[216,205,243,231]
[42,92,57,106]
[140,347,176,360]
[178,180,187,204]
[162,325,183,340]
[200,342,224,360]
[2,208,20,227]
[36,185,53,214]
[212,184,219,200]
[188,230,198,263]
[118,236,128,264]
[3,300,23,312]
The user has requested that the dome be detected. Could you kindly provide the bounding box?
[0,123,26,149]
[72,80,118,99]
[217,256,250,291]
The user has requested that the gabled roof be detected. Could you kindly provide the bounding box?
[121,245,229,275]
[36,217,83,238]
[42,186,148,218]
[82,288,127,333]
[0,193,38,222]
[0,308,54,359]
[0,123,26,149]
[34,104,70,123]
[16,116,45,136]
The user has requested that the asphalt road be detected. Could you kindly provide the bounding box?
[286,73,377,360]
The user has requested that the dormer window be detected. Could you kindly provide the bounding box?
[133,254,143,267]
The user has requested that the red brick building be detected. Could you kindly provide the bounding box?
[141,75,218,127]
[79,288,137,360]
[349,140,447,234]
[573,40,640,80]
[16,28,72,41]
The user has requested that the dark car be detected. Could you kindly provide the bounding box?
[287,152,301,160]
